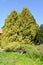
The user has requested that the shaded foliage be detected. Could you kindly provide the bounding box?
[36,24,43,44]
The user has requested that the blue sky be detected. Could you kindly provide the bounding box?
[0,0,43,28]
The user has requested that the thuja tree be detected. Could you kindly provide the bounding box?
[2,10,18,45]
[15,8,38,43]
[2,7,38,47]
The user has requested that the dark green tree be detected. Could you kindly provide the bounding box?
[37,24,43,44]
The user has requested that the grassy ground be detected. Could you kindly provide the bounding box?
[35,44,43,52]
[0,44,43,65]
[0,52,43,65]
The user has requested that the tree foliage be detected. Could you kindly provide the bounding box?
[36,24,43,44]
[1,7,38,47]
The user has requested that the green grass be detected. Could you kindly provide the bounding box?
[0,43,43,65]
[0,52,43,65]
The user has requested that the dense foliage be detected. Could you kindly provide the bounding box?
[1,8,38,48]
[35,24,43,44]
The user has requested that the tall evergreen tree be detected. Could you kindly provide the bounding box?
[2,10,18,45]
[2,7,38,47]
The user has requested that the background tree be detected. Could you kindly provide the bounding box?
[37,24,43,44]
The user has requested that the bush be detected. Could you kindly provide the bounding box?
[3,42,40,58]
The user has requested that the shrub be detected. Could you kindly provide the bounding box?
[3,42,40,58]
